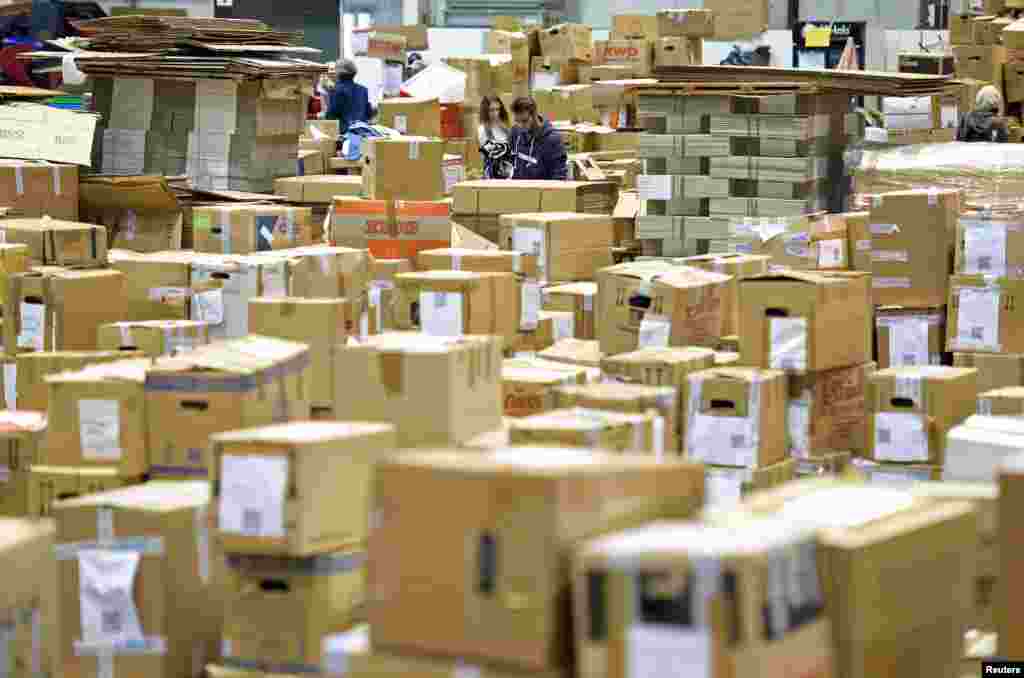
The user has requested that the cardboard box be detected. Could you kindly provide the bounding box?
[144,336,311,479]
[594,39,653,75]
[979,387,1024,416]
[0,244,30,309]
[901,51,956,75]
[533,85,599,124]
[945,416,1024,484]
[97,320,209,358]
[0,161,78,220]
[502,361,587,417]
[1000,454,1024,656]
[27,465,133,518]
[538,337,604,370]
[53,481,219,678]
[486,31,531,83]
[5,269,128,355]
[12,350,140,412]
[954,352,1024,393]
[222,550,365,673]
[679,253,771,336]
[866,366,978,465]
[956,213,1024,276]
[259,245,371,300]
[378,98,442,137]
[530,57,582,89]
[452,180,618,216]
[537,23,593,61]
[0,219,107,268]
[393,270,522,339]
[875,307,944,369]
[575,517,831,678]
[248,297,360,408]
[332,197,451,262]
[444,57,496,101]
[683,367,788,468]
[42,359,149,477]
[843,211,871,272]
[788,363,873,459]
[950,14,973,45]
[350,30,406,59]
[611,14,659,39]
[189,254,293,340]
[109,249,192,321]
[0,412,47,517]
[508,407,663,452]
[705,0,768,39]
[0,517,57,677]
[333,332,502,446]
[657,8,715,37]
[511,310,570,353]
[948,275,1024,354]
[704,457,798,506]
[738,270,872,373]
[191,205,313,254]
[654,36,704,67]
[1007,63,1024,103]
[498,213,615,284]
[555,381,679,453]
[954,46,1007,86]
[274,175,362,204]
[78,175,183,253]
[597,261,729,356]
[542,281,597,340]
[363,137,445,201]
[368,448,706,670]
[296,149,325,176]
[212,422,394,556]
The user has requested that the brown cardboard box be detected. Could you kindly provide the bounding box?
[191,205,314,254]
[42,359,149,477]
[97,320,210,358]
[843,211,871,272]
[332,333,502,447]
[273,175,362,204]
[530,57,582,89]
[356,24,428,50]
[351,30,406,59]
[555,381,679,454]
[867,190,958,307]
[511,310,568,354]
[368,448,706,670]
[0,244,30,309]
[1000,456,1024,657]
[393,270,521,340]
[948,275,1024,354]
[575,517,832,678]
[788,363,873,459]
[0,219,107,268]
[378,98,442,137]
[543,281,597,340]
[738,270,872,373]
[502,361,587,417]
[331,197,451,263]
[498,213,615,284]
[954,46,1007,86]
[77,175,183,253]
[362,137,445,201]
[452,180,617,216]
[978,386,1024,415]
[596,261,729,356]
[109,249,192,321]
[537,23,593,61]
[657,8,715,37]
[1007,63,1024,103]
[950,15,973,45]
[261,244,371,300]
[954,352,1024,393]
[706,0,768,39]
[222,550,365,672]
[679,253,771,336]
[865,366,978,465]
[53,481,220,678]
[13,350,140,412]
[0,517,57,677]
[144,336,311,479]
[653,36,704,67]
[27,464,133,518]
[486,31,532,85]
[683,367,788,468]
[0,412,46,517]
[538,338,604,370]
[417,247,540,278]
[444,57,495,101]
[508,407,662,452]
[594,39,653,75]
[212,422,395,556]
[533,85,599,123]
[188,254,297,341]
[955,213,1024,276]
[1003,19,1024,49]
[611,14,659,39]
[5,269,128,355]
[875,307,944,369]
[296,149,325,176]
[0,161,78,220]
[248,297,360,408]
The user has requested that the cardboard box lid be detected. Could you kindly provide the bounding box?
[54,479,209,513]
[212,421,395,446]
[45,357,150,384]
[276,175,363,203]
[1,218,103,234]
[79,175,180,212]
[602,346,717,369]
[395,269,484,292]
[148,335,308,377]
[538,338,604,368]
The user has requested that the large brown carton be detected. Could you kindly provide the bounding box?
[575,517,833,678]
[78,175,183,253]
[191,205,313,254]
[331,197,451,262]
[273,175,362,204]
[739,270,872,373]
[0,218,107,268]
[867,189,958,307]
[109,249,192,321]
[377,97,442,137]
[657,8,715,37]
[260,244,371,300]
[417,247,540,279]
[0,243,30,308]
[332,333,502,447]
[393,270,521,340]
[705,0,768,39]
[955,213,1024,277]
[533,85,599,124]
[0,518,57,677]
[144,336,311,479]
[221,550,365,673]
[43,359,149,477]
[788,363,873,459]
[947,275,1024,354]
[502,360,587,417]
[954,45,1007,86]
[537,23,593,61]
[188,254,297,341]
[0,161,78,220]
[5,268,128,355]
[97,320,211,358]
[53,482,220,678]
[498,213,614,283]
[508,407,663,453]
[452,180,617,216]
[611,14,658,39]
[865,366,978,466]
[368,448,706,671]
[1000,455,1024,657]
[542,281,597,340]
[538,338,605,373]
[363,137,444,201]
[679,253,771,336]
[555,381,679,454]
[350,641,563,678]
[684,367,788,468]
[875,307,944,369]
[954,352,1024,392]
[0,411,46,517]
[596,261,729,356]
[248,297,360,408]
[653,36,704,67]
[212,422,395,557]
[13,350,141,412]
[27,465,134,518]
[844,211,871,272]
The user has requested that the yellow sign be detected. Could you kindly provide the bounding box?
[805,26,833,48]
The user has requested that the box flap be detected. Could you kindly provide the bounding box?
[80,175,180,211]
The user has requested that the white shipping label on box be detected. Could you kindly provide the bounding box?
[628,624,710,678]
[887,317,931,367]
[963,222,1008,275]
[78,400,121,461]
[688,414,757,467]
[77,550,145,644]
[521,282,541,330]
[17,303,45,351]
[769,317,808,371]
[192,289,225,326]
[420,291,464,336]
[219,454,288,539]
[787,399,810,458]
[512,228,547,281]
[874,412,930,462]
[956,288,1001,350]
[638,314,671,348]
[705,468,743,508]
[638,175,673,201]
[816,238,846,268]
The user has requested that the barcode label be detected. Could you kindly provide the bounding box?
[242,509,262,534]
[102,610,122,635]
[902,353,917,365]
[878,428,891,445]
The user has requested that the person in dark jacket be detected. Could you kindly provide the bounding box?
[957,85,1009,142]
[327,59,376,131]
[509,96,568,180]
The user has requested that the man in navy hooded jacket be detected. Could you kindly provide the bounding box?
[508,96,568,180]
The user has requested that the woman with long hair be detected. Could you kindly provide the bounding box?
[478,95,513,179]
